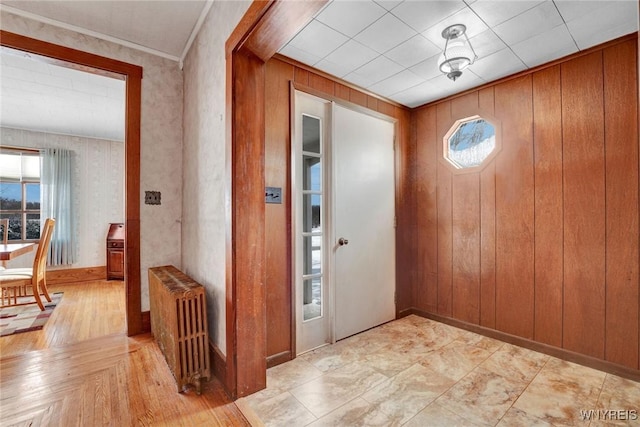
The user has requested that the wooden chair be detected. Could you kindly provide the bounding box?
[0,218,8,269]
[0,218,56,311]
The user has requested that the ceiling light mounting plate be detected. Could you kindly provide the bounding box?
[441,24,467,40]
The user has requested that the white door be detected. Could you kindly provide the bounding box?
[332,104,396,340]
[294,92,331,354]
[294,94,396,353]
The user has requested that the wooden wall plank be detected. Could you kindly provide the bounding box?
[451,173,481,324]
[367,96,378,111]
[449,92,481,324]
[494,75,535,339]
[561,51,606,359]
[532,65,564,348]
[265,59,294,360]
[395,107,415,313]
[335,83,350,101]
[478,87,496,329]
[308,73,334,96]
[603,39,639,369]
[349,89,367,108]
[294,67,309,85]
[415,106,438,313]
[436,102,453,316]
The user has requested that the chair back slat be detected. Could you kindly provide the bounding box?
[1,218,8,244]
[33,218,56,282]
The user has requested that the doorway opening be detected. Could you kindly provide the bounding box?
[1,30,143,337]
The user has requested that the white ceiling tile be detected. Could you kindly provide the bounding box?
[469,48,527,82]
[354,13,417,53]
[368,69,425,97]
[468,29,508,59]
[385,35,441,68]
[429,71,485,96]
[316,0,387,37]
[323,40,380,74]
[469,0,544,27]
[493,1,564,46]
[279,44,323,66]
[565,2,639,50]
[512,24,577,67]
[345,56,404,87]
[373,0,404,11]
[287,19,349,58]
[390,0,466,33]
[553,0,612,22]
[422,6,490,46]
[409,54,443,81]
[390,80,442,107]
[313,58,354,79]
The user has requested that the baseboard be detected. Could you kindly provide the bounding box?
[46,266,107,285]
[209,339,228,395]
[396,307,413,319]
[410,308,640,383]
[267,350,292,368]
[141,311,150,333]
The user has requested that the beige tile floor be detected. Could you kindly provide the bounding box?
[238,315,640,426]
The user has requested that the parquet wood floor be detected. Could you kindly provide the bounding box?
[0,280,250,426]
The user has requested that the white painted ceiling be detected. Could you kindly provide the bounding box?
[1,0,209,61]
[0,0,637,141]
[1,46,126,141]
[281,0,639,107]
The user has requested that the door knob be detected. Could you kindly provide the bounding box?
[338,237,349,246]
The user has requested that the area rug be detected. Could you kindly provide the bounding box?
[0,292,63,337]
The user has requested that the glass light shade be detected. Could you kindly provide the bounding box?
[438,40,475,73]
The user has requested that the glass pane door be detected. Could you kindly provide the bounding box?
[301,115,323,321]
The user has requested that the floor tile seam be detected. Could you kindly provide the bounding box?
[494,368,548,427]
[478,351,549,385]
[504,355,553,424]
[298,391,361,423]
[591,373,609,412]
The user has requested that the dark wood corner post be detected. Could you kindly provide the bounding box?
[224,0,327,398]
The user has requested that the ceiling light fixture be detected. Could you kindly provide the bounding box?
[438,24,478,82]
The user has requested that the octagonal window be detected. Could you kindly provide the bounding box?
[444,116,496,169]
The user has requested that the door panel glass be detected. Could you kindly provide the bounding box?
[303,194,321,233]
[303,277,322,321]
[302,115,321,154]
[303,235,321,275]
[303,155,321,191]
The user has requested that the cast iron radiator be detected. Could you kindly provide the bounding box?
[148,265,210,394]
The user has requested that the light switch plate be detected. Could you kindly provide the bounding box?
[265,187,282,204]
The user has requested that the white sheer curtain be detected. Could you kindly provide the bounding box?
[40,148,76,265]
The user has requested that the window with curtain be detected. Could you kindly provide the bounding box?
[0,149,41,241]
[40,148,76,266]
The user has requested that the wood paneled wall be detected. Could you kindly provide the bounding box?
[412,35,639,370]
[264,56,412,363]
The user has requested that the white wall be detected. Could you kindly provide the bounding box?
[1,127,124,269]
[1,11,184,311]
[182,0,251,356]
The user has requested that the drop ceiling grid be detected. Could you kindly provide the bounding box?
[279,0,638,107]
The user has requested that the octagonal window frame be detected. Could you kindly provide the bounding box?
[440,113,502,174]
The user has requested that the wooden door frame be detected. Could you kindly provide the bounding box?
[224,0,327,398]
[0,31,144,336]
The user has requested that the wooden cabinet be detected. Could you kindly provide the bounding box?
[106,223,125,280]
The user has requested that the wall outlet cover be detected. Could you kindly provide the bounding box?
[145,191,161,205]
